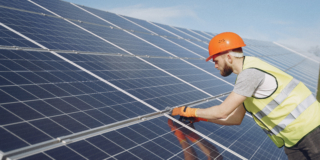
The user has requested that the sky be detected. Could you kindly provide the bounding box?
[64,0,320,55]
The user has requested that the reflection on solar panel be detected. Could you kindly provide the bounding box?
[0,0,318,159]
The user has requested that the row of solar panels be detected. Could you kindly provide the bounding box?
[0,0,318,159]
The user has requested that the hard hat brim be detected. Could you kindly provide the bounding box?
[205,53,221,62]
[206,55,213,62]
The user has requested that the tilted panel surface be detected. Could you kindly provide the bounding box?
[0,49,156,153]
[0,1,128,53]
[21,116,242,160]
[59,52,210,110]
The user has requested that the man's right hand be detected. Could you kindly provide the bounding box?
[171,106,199,117]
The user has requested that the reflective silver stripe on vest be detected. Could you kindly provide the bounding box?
[255,78,300,120]
[262,128,274,136]
[271,94,317,135]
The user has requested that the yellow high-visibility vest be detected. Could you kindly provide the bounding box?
[241,56,320,148]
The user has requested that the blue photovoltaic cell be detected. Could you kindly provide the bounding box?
[152,22,201,41]
[21,116,243,160]
[72,7,203,58]
[143,58,234,95]
[0,49,157,153]
[0,7,128,54]
[171,26,210,42]
[189,29,213,40]
[29,0,177,57]
[83,6,153,34]
[124,15,180,38]
[58,52,210,110]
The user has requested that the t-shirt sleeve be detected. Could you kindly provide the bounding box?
[233,68,265,97]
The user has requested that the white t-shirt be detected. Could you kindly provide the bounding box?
[233,68,277,98]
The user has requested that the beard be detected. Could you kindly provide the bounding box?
[220,64,233,77]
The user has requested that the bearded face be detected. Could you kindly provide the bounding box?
[213,54,233,77]
[220,60,233,77]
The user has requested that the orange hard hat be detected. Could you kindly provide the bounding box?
[206,32,246,62]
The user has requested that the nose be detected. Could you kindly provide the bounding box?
[215,63,218,69]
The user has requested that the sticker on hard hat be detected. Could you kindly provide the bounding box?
[218,39,225,43]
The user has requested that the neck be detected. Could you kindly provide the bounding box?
[232,57,244,75]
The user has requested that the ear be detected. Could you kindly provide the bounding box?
[226,54,233,64]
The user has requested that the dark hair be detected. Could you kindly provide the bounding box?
[231,47,243,53]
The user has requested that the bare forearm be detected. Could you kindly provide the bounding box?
[196,92,247,120]
[201,105,245,125]
[196,105,226,120]
[207,117,241,126]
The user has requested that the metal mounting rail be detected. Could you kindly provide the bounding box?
[0,45,205,60]
[0,92,230,160]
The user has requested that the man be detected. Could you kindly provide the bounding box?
[171,32,320,160]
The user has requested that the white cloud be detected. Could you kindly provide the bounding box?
[106,4,200,25]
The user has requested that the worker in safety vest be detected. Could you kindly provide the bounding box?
[171,32,320,160]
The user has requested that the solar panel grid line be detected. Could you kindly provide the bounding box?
[46,3,216,98]
[0,22,202,158]
[2,103,173,159]
[0,74,112,131]
[1,3,208,58]
[176,28,210,43]
[164,114,247,160]
[0,88,73,139]
[1,60,241,159]
[222,123,255,154]
[0,54,132,133]
[169,26,202,41]
[113,14,208,60]
[83,140,113,159]
[248,136,269,160]
[273,42,319,64]
[0,88,81,134]
[147,21,184,39]
[3,3,167,118]
[115,14,156,35]
[0,125,31,146]
[72,4,234,92]
[166,136,219,160]
[149,21,209,52]
[41,152,55,160]
[102,119,232,160]
[72,3,194,60]
[114,131,178,159]
[1,141,61,160]
[101,128,179,160]
[64,146,90,160]
[0,1,199,48]
[283,58,307,72]
[0,52,238,159]
[68,132,149,160]
[57,112,168,143]
[167,125,235,160]
[108,13,236,88]
[186,29,211,41]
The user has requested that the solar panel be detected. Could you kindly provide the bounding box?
[0,0,318,159]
